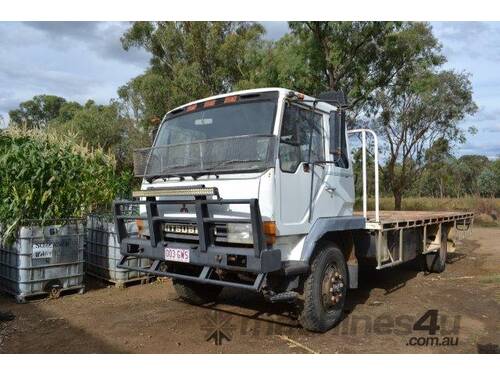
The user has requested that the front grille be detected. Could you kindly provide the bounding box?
[162,222,248,246]
[162,222,223,238]
[164,223,199,235]
[163,222,198,243]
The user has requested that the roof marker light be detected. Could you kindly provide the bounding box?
[224,95,238,104]
[204,99,216,108]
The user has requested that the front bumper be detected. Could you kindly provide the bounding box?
[114,195,282,290]
[120,237,281,274]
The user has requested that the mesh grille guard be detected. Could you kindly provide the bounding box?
[133,134,276,179]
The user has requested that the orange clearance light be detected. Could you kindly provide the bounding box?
[186,104,197,112]
[204,99,216,108]
[224,95,238,104]
[263,221,277,245]
[136,219,145,237]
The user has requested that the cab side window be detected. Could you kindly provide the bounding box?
[329,111,349,168]
[279,103,324,173]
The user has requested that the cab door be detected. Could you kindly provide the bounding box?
[321,110,354,217]
[277,102,326,234]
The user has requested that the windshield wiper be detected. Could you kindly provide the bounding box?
[145,159,264,181]
[166,162,199,170]
[144,162,200,181]
[206,159,263,170]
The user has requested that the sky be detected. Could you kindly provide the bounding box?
[0,21,498,158]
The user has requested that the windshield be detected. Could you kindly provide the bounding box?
[155,99,277,146]
[134,95,278,179]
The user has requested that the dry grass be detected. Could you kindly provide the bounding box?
[355,196,500,227]
[479,274,500,284]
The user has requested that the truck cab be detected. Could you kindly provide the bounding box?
[114,87,473,332]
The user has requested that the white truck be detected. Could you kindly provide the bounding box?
[114,88,474,332]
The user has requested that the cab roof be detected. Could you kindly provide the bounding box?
[166,87,337,116]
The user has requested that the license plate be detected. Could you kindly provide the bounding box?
[164,247,190,263]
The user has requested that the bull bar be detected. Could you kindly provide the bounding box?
[113,193,281,291]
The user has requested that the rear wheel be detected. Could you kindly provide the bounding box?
[299,244,347,332]
[425,226,449,273]
[173,279,223,305]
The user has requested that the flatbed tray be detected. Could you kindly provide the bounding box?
[354,211,474,230]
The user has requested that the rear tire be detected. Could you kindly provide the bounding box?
[173,279,222,305]
[298,244,347,332]
[425,226,448,273]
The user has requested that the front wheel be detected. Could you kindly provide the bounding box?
[299,244,348,332]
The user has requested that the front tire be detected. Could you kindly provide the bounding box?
[173,279,222,305]
[299,244,347,332]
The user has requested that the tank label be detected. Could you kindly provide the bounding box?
[32,243,54,259]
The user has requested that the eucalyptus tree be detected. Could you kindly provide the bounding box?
[119,21,266,128]
[373,69,477,209]
[9,95,67,129]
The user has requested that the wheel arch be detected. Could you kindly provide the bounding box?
[300,216,366,289]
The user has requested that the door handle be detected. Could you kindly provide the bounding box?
[326,185,336,194]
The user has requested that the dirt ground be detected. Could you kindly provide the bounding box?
[0,226,498,354]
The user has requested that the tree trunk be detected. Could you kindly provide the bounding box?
[394,191,402,211]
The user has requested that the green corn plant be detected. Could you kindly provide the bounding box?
[0,128,133,243]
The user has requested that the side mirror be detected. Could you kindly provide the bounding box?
[318,90,347,107]
[329,110,349,169]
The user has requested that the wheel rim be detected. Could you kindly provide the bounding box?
[321,264,345,311]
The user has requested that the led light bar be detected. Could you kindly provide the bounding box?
[132,187,219,198]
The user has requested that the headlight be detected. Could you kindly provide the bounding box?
[226,223,253,244]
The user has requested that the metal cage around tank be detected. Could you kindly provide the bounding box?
[0,219,85,303]
[84,214,153,286]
